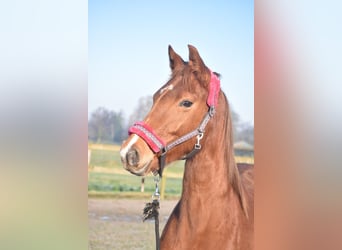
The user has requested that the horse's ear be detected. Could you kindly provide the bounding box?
[188,45,209,83]
[168,45,185,72]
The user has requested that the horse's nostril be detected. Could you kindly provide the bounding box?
[126,149,139,166]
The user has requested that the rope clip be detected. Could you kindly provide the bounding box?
[195,132,204,150]
[152,175,160,201]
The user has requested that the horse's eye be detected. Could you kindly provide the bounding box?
[180,100,193,108]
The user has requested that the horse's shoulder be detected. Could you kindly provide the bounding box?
[237,163,254,197]
[237,163,254,177]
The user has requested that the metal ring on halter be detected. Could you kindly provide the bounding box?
[160,147,168,156]
[209,106,216,117]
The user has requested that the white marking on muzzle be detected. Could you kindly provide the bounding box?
[120,134,139,161]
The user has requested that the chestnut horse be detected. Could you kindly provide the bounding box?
[120,45,254,249]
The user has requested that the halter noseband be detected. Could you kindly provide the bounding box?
[128,71,220,177]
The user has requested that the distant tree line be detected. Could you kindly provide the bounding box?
[231,109,254,146]
[88,107,126,144]
[88,96,253,145]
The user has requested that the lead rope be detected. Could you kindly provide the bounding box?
[143,175,161,250]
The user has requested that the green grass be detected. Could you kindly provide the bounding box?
[89,149,122,168]
[88,171,183,195]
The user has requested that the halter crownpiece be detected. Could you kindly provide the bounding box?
[207,71,220,108]
[128,69,221,176]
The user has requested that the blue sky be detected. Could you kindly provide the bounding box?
[89,1,254,124]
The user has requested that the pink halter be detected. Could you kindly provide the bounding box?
[128,121,165,153]
[207,71,220,107]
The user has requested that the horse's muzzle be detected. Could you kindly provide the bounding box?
[120,134,156,176]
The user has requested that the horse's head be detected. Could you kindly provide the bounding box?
[120,45,220,176]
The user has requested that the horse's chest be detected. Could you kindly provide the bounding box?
[162,215,239,250]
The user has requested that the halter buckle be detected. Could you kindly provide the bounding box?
[160,147,167,156]
[209,106,216,117]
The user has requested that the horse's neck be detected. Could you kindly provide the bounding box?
[181,132,235,203]
[183,152,229,194]
[176,138,241,236]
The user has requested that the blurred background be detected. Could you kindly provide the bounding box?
[88,2,254,249]
[0,0,341,250]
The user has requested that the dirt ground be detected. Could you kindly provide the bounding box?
[88,198,179,250]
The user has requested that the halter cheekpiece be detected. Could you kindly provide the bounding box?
[128,70,220,177]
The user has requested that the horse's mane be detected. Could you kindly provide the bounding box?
[222,92,252,218]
